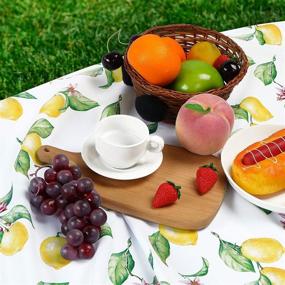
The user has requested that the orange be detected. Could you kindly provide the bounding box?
[161,37,186,61]
[127,34,181,86]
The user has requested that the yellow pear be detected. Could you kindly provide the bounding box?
[21,133,42,164]
[261,267,285,285]
[0,98,23,120]
[256,24,282,45]
[40,93,66,117]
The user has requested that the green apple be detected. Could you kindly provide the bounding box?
[171,60,224,93]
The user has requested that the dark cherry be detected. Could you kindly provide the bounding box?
[218,60,240,83]
[102,51,123,71]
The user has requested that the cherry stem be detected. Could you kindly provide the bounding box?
[274,80,283,88]
[29,164,51,178]
[106,29,128,53]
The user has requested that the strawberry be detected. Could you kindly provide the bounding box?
[196,163,218,195]
[152,181,181,208]
[213,54,230,69]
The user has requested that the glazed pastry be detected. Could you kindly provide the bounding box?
[232,129,285,195]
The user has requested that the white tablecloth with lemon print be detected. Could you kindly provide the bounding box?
[1,21,285,285]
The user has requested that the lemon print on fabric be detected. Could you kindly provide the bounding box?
[241,238,284,263]
[40,93,66,117]
[40,236,70,270]
[240,97,273,122]
[0,222,28,256]
[159,224,198,246]
[0,98,23,120]
[256,24,282,45]
[21,133,42,165]
[261,267,285,285]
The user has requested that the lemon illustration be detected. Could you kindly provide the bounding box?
[240,97,273,122]
[0,98,23,120]
[241,238,284,263]
[159,224,198,246]
[256,24,282,45]
[112,67,123,82]
[40,93,66,117]
[0,222,28,256]
[40,236,70,270]
[21,133,42,164]
[261,267,285,285]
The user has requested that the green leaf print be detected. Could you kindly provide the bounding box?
[0,186,13,210]
[255,30,266,45]
[14,92,36,99]
[254,57,277,85]
[0,231,3,244]
[99,223,113,238]
[28,118,54,138]
[147,122,158,134]
[80,66,104,77]
[100,95,122,120]
[234,33,255,41]
[179,257,209,278]
[14,150,30,177]
[100,69,114,89]
[160,282,171,285]
[37,282,69,285]
[259,274,272,285]
[231,105,249,122]
[149,231,170,265]
[247,56,256,66]
[0,205,34,227]
[212,232,255,272]
[257,206,272,215]
[148,252,154,269]
[108,238,135,285]
[68,94,99,111]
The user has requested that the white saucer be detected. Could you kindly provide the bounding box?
[81,132,163,180]
[221,124,285,213]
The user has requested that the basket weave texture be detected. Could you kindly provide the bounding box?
[124,24,248,123]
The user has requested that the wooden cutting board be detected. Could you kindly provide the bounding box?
[37,145,226,230]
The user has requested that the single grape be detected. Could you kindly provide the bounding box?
[73,200,91,217]
[45,182,61,198]
[84,191,101,209]
[78,242,95,259]
[64,203,75,219]
[67,216,86,230]
[61,183,77,201]
[77,178,93,194]
[90,208,107,226]
[61,243,78,260]
[56,195,68,209]
[69,165,81,180]
[102,51,123,71]
[83,225,100,243]
[61,223,69,235]
[44,168,57,183]
[66,229,84,247]
[58,210,68,224]
[57,170,73,185]
[69,180,78,188]
[29,177,46,196]
[30,194,45,209]
[40,199,57,215]
[53,154,69,171]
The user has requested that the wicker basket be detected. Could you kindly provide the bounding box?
[124,24,248,123]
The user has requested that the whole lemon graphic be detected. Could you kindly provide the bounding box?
[21,133,42,164]
[0,222,28,255]
[40,236,70,270]
[159,224,198,246]
[0,98,23,120]
[240,97,273,122]
[256,24,282,45]
[241,238,284,263]
[261,267,285,285]
[40,93,66,117]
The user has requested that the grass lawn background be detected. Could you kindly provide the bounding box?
[1,0,284,99]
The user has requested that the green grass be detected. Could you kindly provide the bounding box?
[1,0,285,98]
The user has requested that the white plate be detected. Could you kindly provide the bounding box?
[81,132,163,180]
[221,124,285,213]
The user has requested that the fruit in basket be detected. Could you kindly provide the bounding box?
[0,98,23,120]
[196,163,218,195]
[171,60,224,94]
[127,34,181,86]
[241,238,284,263]
[213,54,230,69]
[218,60,240,83]
[187,41,221,65]
[135,95,168,122]
[261,267,285,285]
[21,133,42,164]
[161,37,186,61]
[256,24,282,45]
[40,94,66,117]
[176,93,234,155]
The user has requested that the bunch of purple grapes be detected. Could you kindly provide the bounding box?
[28,154,107,260]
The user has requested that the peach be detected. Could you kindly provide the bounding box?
[176,93,234,155]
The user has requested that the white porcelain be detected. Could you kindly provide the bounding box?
[221,124,285,213]
[81,131,163,180]
[94,115,164,169]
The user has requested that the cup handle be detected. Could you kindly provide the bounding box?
[147,135,164,153]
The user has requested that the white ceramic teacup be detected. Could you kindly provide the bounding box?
[94,115,164,169]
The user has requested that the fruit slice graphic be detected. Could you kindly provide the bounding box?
[240,97,273,122]
[256,24,282,45]
[0,222,28,255]
[261,267,285,285]
[159,224,198,246]
[40,93,66,117]
[0,98,23,120]
[21,133,42,164]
